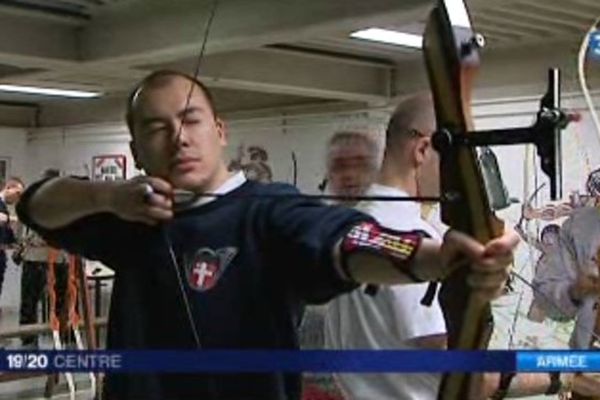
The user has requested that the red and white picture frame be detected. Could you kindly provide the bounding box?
[92,154,127,181]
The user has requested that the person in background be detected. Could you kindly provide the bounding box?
[17,169,68,347]
[324,94,446,400]
[532,168,600,340]
[528,171,600,397]
[300,130,380,400]
[525,224,560,323]
[533,178,600,349]
[324,131,380,206]
[0,176,24,312]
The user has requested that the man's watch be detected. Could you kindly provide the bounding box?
[545,372,562,395]
[490,372,516,400]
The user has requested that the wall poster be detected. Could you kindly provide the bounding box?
[92,154,127,181]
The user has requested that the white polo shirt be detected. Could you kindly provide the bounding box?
[324,183,447,400]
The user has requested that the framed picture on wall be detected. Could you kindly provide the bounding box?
[92,154,127,181]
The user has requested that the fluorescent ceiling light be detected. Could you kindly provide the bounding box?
[0,84,101,98]
[350,28,422,49]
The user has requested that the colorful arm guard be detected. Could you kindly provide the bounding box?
[340,221,427,283]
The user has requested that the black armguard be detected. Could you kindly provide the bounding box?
[545,372,561,395]
[340,221,424,282]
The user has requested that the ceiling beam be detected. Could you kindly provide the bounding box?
[0,0,88,24]
[511,0,596,24]
[0,13,80,68]
[143,49,393,104]
[5,42,397,103]
[486,7,586,32]
[79,0,431,65]
[476,26,524,42]
[390,39,584,100]
[58,0,100,8]
[472,13,560,38]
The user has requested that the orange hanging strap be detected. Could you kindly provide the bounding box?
[47,248,59,332]
[67,255,80,330]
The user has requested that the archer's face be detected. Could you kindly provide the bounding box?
[327,141,376,201]
[130,76,228,192]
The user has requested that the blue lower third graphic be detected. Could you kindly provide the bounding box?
[0,350,515,373]
[517,351,600,372]
[4,350,600,373]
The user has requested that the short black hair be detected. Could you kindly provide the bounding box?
[125,69,217,135]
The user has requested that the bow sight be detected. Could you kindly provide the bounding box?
[432,68,575,203]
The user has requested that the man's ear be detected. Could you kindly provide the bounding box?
[130,140,142,170]
[414,137,430,164]
[216,117,228,145]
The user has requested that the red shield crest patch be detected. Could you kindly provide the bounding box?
[185,247,237,292]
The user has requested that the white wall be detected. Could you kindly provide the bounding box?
[26,111,389,193]
[27,124,137,183]
[23,90,600,202]
[0,128,28,182]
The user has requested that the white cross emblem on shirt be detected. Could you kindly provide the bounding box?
[193,261,215,288]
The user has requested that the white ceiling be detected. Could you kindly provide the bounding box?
[0,0,596,126]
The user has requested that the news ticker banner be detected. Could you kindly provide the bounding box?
[1,350,599,373]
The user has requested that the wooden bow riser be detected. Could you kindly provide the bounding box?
[423,3,505,399]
